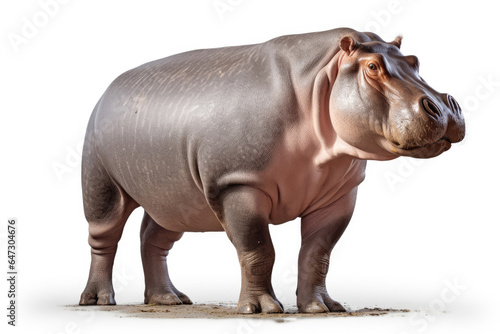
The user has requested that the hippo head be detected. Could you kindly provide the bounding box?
[330,34,465,160]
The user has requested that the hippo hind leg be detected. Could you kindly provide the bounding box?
[140,212,192,305]
[79,153,138,305]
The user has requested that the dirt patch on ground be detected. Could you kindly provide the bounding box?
[67,303,411,319]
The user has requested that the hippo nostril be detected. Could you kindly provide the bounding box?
[447,95,462,114]
[421,98,441,119]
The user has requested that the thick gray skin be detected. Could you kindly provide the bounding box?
[79,28,464,313]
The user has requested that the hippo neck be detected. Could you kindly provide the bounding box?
[271,29,385,164]
[309,51,394,164]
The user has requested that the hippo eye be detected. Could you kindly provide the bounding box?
[368,63,378,71]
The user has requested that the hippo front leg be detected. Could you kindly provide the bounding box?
[297,188,358,313]
[217,186,283,314]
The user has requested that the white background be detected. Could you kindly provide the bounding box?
[1,0,499,333]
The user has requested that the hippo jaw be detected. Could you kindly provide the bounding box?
[382,136,452,158]
[330,34,465,160]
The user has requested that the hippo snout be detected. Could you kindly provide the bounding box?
[386,92,465,158]
[418,94,465,144]
[421,95,461,121]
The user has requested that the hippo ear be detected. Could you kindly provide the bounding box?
[389,35,403,49]
[339,36,359,56]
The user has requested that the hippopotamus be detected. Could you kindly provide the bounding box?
[79,27,465,313]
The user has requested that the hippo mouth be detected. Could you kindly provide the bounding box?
[390,137,452,158]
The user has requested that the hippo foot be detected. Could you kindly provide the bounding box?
[237,293,284,314]
[297,292,346,313]
[79,285,116,305]
[144,288,192,305]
